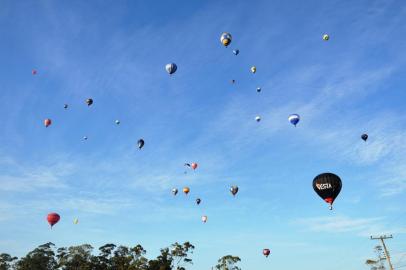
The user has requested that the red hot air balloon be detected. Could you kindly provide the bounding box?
[44,119,52,127]
[191,163,198,170]
[47,213,60,228]
[263,249,271,257]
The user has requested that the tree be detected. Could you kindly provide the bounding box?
[14,242,57,270]
[214,255,241,270]
[0,253,17,270]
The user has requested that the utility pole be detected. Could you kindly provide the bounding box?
[370,235,394,270]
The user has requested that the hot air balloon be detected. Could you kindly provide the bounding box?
[230,186,239,197]
[201,215,208,223]
[196,198,201,205]
[255,116,261,122]
[233,49,239,55]
[83,136,88,140]
[288,114,300,127]
[313,173,342,210]
[64,104,68,109]
[251,66,257,73]
[165,63,177,75]
[323,34,330,41]
[44,119,52,128]
[220,32,232,47]
[115,120,120,125]
[47,213,60,228]
[361,134,368,142]
[73,218,79,224]
[231,79,235,84]
[32,69,37,75]
[256,87,261,93]
[172,188,178,196]
[183,187,190,195]
[191,163,198,170]
[86,98,93,106]
[263,249,271,258]
[137,139,144,149]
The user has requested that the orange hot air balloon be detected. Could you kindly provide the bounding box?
[47,213,60,228]
[191,163,198,170]
[44,119,52,127]
[183,187,190,195]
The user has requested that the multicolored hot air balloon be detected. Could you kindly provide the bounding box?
[172,188,178,196]
[137,139,144,149]
[251,66,257,73]
[196,198,201,205]
[263,249,271,257]
[47,213,60,228]
[201,215,208,223]
[220,32,232,47]
[86,98,93,106]
[230,186,239,197]
[313,173,342,210]
[165,63,177,75]
[73,218,79,224]
[233,49,239,55]
[183,187,190,195]
[323,34,330,41]
[361,134,368,142]
[44,119,52,128]
[288,114,300,127]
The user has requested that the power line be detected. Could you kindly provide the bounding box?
[371,235,394,270]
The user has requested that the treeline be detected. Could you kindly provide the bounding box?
[0,242,241,270]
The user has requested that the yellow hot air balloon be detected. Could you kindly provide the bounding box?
[251,66,257,73]
[323,34,329,41]
[220,32,232,47]
[73,218,79,224]
[183,187,190,195]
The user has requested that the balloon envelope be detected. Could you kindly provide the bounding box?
[183,187,190,195]
[361,134,368,141]
[288,114,300,126]
[313,173,342,209]
[73,218,79,224]
[86,98,93,106]
[196,198,201,205]
[172,188,178,195]
[201,215,208,223]
[233,49,239,55]
[32,69,37,75]
[191,163,198,170]
[47,213,60,228]
[255,116,261,122]
[323,34,330,41]
[137,139,145,149]
[230,186,239,196]
[220,32,232,47]
[44,119,52,127]
[165,63,177,75]
[263,249,271,257]
[251,66,257,73]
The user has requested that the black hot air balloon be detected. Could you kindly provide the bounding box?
[313,173,342,210]
[137,139,145,149]
[230,186,239,197]
[86,98,93,106]
[361,134,368,142]
[196,198,201,205]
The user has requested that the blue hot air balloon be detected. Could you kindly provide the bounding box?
[233,49,239,55]
[288,114,300,127]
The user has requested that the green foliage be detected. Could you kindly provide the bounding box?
[214,255,241,270]
[0,241,199,270]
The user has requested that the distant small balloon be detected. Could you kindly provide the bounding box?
[231,79,235,84]
[183,187,190,195]
[44,119,52,128]
[233,49,239,55]
[32,69,37,75]
[263,249,271,257]
[172,188,178,196]
[83,136,88,140]
[165,63,177,75]
[230,186,239,196]
[47,213,60,228]
[191,163,198,170]
[251,66,257,73]
[255,116,261,122]
[86,98,93,106]
[115,120,120,125]
[73,218,79,224]
[137,139,145,149]
[288,114,300,127]
[196,198,201,205]
[256,87,261,93]
[220,32,232,47]
[64,104,68,109]
[201,215,208,223]
[323,34,330,41]
[361,134,368,142]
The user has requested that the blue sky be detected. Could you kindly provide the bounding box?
[0,0,405,269]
